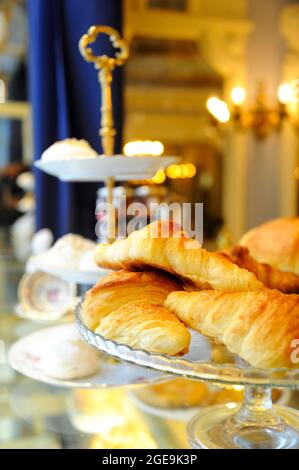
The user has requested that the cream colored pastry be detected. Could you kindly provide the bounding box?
[36,234,96,270]
[41,138,98,161]
[39,328,99,380]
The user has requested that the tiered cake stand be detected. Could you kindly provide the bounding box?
[9,26,175,391]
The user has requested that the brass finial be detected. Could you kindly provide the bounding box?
[79,25,129,156]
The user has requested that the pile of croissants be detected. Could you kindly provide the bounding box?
[81,217,299,370]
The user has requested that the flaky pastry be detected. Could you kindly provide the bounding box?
[95,302,190,355]
[165,290,299,369]
[95,222,263,292]
[95,220,184,272]
[227,245,299,293]
[81,270,181,330]
[165,238,264,291]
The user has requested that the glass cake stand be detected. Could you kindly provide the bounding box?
[76,302,299,449]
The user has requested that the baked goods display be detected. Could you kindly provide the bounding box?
[165,289,299,369]
[41,138,98,161]
[227,245,299,293]
[82,270,181,330]
[239,217,299,274]
[81,220,299,370]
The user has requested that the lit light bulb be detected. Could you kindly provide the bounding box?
[231,86,246,106]
[186,163,196,178]
[207,97,220,115]
[206,97,230,123]
[123,140,164,157]
[166,164,181,179]
[278,83,294,105]
[152,169,166,184]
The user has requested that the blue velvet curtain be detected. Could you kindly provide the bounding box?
[28,0,123,239]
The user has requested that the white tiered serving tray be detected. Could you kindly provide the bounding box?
[34,155,179,182]
[27,256,107,285]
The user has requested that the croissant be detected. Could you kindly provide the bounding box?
[95,220,183,272]
[239,217,299,275]
[95,222,264,292]
[82,270,181,330]
[226,245,299,294]
[165,290,299,369]
[95,302,190,355]
[165,237,264,292]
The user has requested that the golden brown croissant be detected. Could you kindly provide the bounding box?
[239,217,299,275]
[165,290,299,369]
[95,220,183,272]
[82,270,181,330]
[95,302,190,355]
[165,237,264,292]
[226,245,299,294]
[95,222,263,292]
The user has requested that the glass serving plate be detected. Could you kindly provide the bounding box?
[76,301,299,449]
[34,155,179,182]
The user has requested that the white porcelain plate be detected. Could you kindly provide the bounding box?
[34,155,179,182]
[18,271,77,321]
[8,324,165,388]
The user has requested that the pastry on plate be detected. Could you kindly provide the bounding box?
[239,217,299,274]
[227,245,299,293]
[41,138,98,161]
[165,289,299,369]
[31,233,96,270]
[95,302,190,356]
[39,327,99,380]
[95,221,263,292]
[82,270,182,330]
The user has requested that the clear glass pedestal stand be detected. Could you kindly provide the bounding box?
[188,385,299,449]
